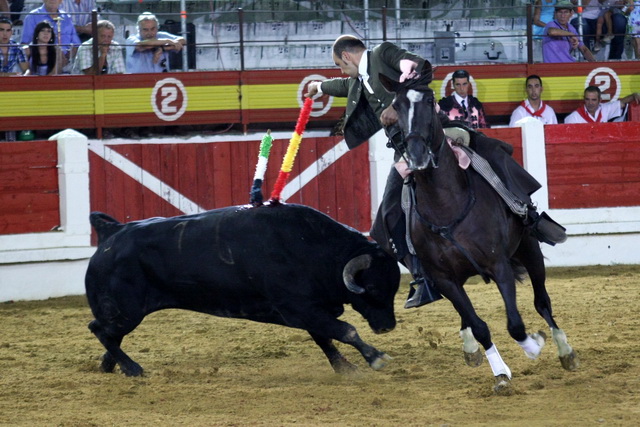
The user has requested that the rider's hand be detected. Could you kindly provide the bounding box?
[399,59,419,82]
[305,81,321,98]
[380,105,398,127]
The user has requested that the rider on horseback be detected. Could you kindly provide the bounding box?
[305,35,566,309]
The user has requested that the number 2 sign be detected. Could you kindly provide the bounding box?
[152,78,188,122]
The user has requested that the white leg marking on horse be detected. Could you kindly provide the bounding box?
[517,333,545,359]
[552,328,573,357]
[485,344,512,379]
[407,89,424,134]
[460,327,479,353]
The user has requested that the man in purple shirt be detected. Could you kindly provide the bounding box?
[542,0,596,63]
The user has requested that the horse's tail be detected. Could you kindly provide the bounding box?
[511,259,528,283]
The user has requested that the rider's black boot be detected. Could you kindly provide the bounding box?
[404,255,442,309]
[527,209,567,246]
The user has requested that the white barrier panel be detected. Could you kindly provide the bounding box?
[0,129,94,302]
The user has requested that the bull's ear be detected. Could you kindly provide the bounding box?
[379,73,399,93]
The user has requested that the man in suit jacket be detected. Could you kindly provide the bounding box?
[306,35,441,309]
[438,69,489,129]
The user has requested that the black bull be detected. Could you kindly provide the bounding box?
[85,203,400,376]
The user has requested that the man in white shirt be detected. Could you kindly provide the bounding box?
[509,75,558,126]
[564,86,640,124]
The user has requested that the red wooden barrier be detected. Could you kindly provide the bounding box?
[545,122,640,209]
[89,137,371,236]
[0,140,60,234]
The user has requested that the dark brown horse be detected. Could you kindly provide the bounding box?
[380,73,578,393]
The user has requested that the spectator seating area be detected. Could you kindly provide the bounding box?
[6,0,638,72]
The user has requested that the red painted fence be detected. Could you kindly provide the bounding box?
[0,140,59,234]
[88,136,371,234]
[3,121,640,237]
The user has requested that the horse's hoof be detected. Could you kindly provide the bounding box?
[464,349,483,367]
[370,353,392,370]
[493,374,513,395]
[559,350,580,371]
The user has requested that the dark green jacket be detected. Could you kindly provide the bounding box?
[320,42,425,149]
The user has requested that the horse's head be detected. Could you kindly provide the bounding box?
[380,72,444,171]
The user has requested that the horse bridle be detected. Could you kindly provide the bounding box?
[395,95,490,283]
[386,95,446,170]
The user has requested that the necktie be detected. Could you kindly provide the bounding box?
[461,99,468,119]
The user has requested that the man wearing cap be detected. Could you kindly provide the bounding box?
[542,0,596,63]
[438,69,489,129]
[564,86,640,123]
[509,75,558,126]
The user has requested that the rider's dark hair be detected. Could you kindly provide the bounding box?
[332,35,366,58]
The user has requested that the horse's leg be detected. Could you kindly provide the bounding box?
[515,236,579,371]
[490,257,547,363]
[443,282,512,393]
[459,320,483,367]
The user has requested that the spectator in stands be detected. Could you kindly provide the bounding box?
[630,1,640,59]
[21,0,81,71]
[73,19,124,75]
[571,0,630,59]
[509,75,558,126]
[304,35,442,309]
[0,1,8,19]
[564,86,640,123]
[62,0,96,43]
[438,69,489,129]
[0,17,28,75]
[26,20,61,75]
[8,0,23,25]
[126,12,185,74]
[595,1,634,52]
[543,0,596,62]
[533,0,558,39]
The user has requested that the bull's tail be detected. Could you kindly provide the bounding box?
[90,212,124,243]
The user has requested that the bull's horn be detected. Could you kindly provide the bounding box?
[343,254,372,294]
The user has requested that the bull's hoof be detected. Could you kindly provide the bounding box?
[559,350,580,371]
[100,352,117,373]
[464,349,483,367]
[493,374,513,396]
[370,353,392,370]
[332,358,358,374]
[121,362,144,377]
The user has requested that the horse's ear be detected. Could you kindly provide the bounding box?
[379,73,399,93]
[421,60,434,80]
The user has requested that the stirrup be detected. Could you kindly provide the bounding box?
[404,277,443,309]
[531,211,567,246]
